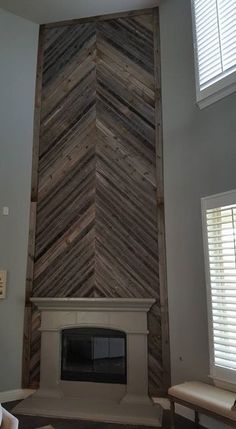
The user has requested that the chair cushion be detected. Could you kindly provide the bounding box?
[0,405,2,427]
[169,381,236,421]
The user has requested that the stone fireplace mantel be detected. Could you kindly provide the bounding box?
[14,297,162,426]
[31,297,155,312]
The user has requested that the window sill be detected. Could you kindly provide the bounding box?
[209,375,236,394]
[197,71,236,109]
[197,81,236,109]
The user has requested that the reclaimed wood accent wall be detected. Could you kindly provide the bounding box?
[23,8,170,396]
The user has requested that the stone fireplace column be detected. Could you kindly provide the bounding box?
[39,331,61,397]
[123,332,150,404]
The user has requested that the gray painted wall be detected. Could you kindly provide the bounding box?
[0,2,235,426]
[0,9,38,392]
[160,0,236,427]
[0,0,159,24]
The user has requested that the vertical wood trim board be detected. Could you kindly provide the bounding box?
[153,9,171,393]
[23,8,170,395]
[22,26,46,388]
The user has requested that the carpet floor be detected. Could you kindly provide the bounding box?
[4,401,205,429]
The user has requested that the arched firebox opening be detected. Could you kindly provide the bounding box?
[61,327,127,384]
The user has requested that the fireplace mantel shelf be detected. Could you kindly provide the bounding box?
[31,297,155,312]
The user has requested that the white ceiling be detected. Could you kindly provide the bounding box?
[0,0,159,24]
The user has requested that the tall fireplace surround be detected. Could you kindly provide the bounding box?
[14,297,163,426]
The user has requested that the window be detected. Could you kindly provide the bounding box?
[202,190,236,387]
[191,0,236,108]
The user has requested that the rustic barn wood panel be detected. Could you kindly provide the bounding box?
[25,9,169,395]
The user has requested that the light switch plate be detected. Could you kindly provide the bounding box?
[2,207,9,216]
[0,270,7,299]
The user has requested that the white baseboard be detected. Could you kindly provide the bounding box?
[0,389,35,404]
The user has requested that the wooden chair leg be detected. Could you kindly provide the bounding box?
[170,400,175,429]
[195,410,200,427]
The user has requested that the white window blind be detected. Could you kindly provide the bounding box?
[192,0,236,107]
[202,190,236,384]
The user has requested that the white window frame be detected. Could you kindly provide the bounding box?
[191,1,236,109]
[202,190,236,389]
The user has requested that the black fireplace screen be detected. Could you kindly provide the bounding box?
[61,327,127,384]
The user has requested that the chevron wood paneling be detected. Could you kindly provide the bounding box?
[25,9,169,395]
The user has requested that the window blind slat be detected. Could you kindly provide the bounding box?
[213,327,236,336]
[213,315,236,321]
[215,358,236,370]
[214,308,236,315]
[214,330,236,339]
[215,351,236,361]
[214,338,236,348]
[214,320,236,328]
[215,339,236,348]
[212,292,236,298]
